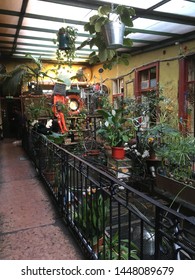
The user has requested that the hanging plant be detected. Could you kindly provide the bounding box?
[78,4,135,70]
[54,26,78,66]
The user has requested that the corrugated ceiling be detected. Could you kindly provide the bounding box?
[0,0,195,64]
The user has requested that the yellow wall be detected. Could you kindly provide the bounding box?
[2,39,195,101]
[91,39,195,105]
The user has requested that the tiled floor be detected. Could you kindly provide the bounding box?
[0,139,84,260]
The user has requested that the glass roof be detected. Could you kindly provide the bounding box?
[0,0,195,63]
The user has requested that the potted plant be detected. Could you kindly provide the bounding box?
[54,26,78,65]
[78,4,135,69]
[97,104,135,159]
[75,188,109,249]
[133,90,195,205]
[155,132,195,205]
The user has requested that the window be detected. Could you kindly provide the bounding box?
[112,78,124,95]
[136,63,159,93]
[135,62,159,127]
[186,56,195,135]
[112,78,124,109]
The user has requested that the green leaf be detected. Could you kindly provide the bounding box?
[123,38,133,47]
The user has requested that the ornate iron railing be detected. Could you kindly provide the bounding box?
[25,130,195,260]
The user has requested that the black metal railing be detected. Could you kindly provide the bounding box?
[25,130,195,260]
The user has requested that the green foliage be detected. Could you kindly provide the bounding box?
[78,4,135,69]
[0,54,57,96]
[97,104,135,147]
[157,133,195,181]
[129,89,195,183]
[99,231,140,260]
[75,190,109,244]
[54,26,78,66]
[47,132,67,145]
[25,96,52,121]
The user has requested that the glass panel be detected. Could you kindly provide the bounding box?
[133,18,195,34]
[187,83,195,135]
[188,59,195,82]
[155,0,195,16]
[186,56,195,135]
[26,0,92,21]
[19,30,55,39]
[98,0,161,9]
[129,33,169,41]
[0,14,19,25]
[0,0,23,12]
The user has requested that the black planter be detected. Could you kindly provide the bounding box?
[58,33,70,50]
[156,174,195,205]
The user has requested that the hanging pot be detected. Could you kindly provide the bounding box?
[58,33,71,50]
[102,21,125,49]
[112,146,125,160]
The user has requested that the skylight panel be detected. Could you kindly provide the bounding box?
[132,17,195,34]
[16,44,54,52]
[98,0,162,9]
[19,30,55,39]
[133,18,161,30]
[130,33,169,42]
[17,38,54,46]
[0,14,19,25]
[155,0,195,16]
[26,0,92,21]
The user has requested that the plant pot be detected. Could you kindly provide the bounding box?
[92,237,104,253]
[102,21,125,49]
[58,33,71,50]
[43,170,55,184]
[112,146,125,160]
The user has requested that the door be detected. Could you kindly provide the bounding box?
[1,98,22,138]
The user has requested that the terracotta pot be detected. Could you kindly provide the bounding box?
[92,237,104,253]
[112,146,125,160]
[43,170,55,184]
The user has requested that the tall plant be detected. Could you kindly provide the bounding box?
[97,106,135,147]
[0,54,56,96]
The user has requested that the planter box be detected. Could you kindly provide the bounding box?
[156,174,195,205]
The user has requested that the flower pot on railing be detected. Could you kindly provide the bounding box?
[112,146,125,160]
[102,21,125,49]
[156,173,195,205]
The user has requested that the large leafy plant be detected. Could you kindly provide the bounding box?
[0,54,56,96]
[97,106,135,147]
[75,189,109,245]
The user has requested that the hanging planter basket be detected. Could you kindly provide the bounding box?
[58,33,71,51]
[112,146,125,160]
[102,21,125,49]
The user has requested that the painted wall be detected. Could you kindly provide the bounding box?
[1,39,195,107]
[91,39,195,106]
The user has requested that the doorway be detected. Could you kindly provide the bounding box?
[1,98,22,138]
